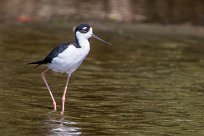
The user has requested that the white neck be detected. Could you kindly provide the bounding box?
[75,30,92,50]
[78,38,90,48]
[77,38,90,55]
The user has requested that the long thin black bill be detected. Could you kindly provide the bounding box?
[92,34,111,46]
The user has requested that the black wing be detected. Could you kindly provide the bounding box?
[43,42,69,63]
[28,42,70,68]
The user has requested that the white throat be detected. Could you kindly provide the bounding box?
[75,27,93,51]
[78,38,90,49]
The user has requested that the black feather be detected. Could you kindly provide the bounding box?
[27,42,80,68]
[27,60,44,68]
[42,43,69,64]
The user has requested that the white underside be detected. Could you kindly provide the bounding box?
[48,41,90,74]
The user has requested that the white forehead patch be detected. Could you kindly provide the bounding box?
[82,27,87,30]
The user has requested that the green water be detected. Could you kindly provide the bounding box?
[0,25,203,136]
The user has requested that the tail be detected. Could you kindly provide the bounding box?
[27,60,44,68]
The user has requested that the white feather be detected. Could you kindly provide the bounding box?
[48,27,93,74]
[48,42,90,74]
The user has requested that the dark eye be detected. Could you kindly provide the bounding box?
[80,27,89,33]
[80,29,87,33]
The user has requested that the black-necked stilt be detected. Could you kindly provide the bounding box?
[28,24,111,114]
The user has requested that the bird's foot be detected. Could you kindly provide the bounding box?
[53,102,57,112]
[60,111,64,115]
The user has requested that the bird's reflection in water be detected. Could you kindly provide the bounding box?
[44,114,81,136]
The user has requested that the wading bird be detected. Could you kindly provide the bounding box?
[28,24,111,114]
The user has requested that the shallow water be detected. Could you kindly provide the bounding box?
[0,25,204,136]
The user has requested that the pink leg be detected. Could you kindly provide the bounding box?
[61,74,71,115]
[41,68,57,111]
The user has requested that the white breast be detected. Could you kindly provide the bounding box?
[48,41,90,74]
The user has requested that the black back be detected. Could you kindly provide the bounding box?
[28,42,81,68]
[43,41,80,64]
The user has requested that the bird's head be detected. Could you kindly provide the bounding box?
[75,24,111,45]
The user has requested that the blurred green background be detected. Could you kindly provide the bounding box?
[0,1,204,136]
[1,0,204,25]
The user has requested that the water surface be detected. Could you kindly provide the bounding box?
[0,25,204,136]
